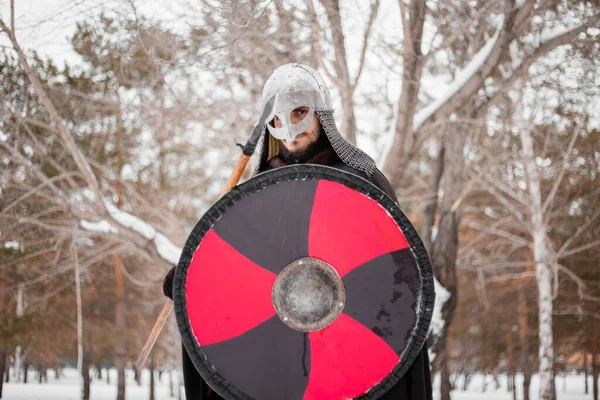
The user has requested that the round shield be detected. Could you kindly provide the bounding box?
[173,164,434,400]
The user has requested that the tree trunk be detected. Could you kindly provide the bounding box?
[421,145,444,253]
[585,350,588,394]
[23,362,28,384]
[518,285,531,400]
[14,346,21,382]
[512,376,517,400]
[534,195,556,400]
[0,349,5,399]
[440,352,451,400]
[169,368,174,398]
[429,123,466,395]
[16,284,24,316]
[114,255,126,400]
[72,244,84,379]
[321,0,356,145]
[507,328,517,400]
[82,352,90,400]
[339,92,357,144]
[3,351,8,383]
[14,286,24,385]
[520,125,556,400]
[149,356,155,400]
[593,305,598,400]
[106,366,110,384]
[178,373,183,400]
[382,0,426,186]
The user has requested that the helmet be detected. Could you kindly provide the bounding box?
[261,64,332,141]
[254,63,376,177]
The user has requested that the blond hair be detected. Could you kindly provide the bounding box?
[267,134,281,160]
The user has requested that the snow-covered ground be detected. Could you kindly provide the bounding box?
[2,368,596,399]
[2,367,183,400]
[432,373,595,400]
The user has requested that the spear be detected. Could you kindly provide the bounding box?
[135,96,276,371]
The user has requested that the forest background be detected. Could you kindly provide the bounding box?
[1,1,599,400]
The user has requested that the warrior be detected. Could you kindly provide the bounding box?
[163,63,433,400]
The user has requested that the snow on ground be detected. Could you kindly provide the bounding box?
[3,367,183,400]
[3,368,596,399]
[433,373,595,400]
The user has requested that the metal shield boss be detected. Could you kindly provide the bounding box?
[173,165,435,400]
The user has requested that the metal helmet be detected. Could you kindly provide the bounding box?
[253,63,376,177]
[261,64,332,141]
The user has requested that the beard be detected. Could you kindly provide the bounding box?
[279,126,332,164]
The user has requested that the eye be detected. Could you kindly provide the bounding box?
[293,107,308,116]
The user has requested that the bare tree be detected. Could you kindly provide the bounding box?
[0,6,199,398]
[373,3,600,399]
[310,0,380,144]
[72,243,84,389]
[517,100,556,400]
[2,3,600,400]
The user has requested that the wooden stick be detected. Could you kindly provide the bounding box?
[221,154,251,196]
[135,300,172,370]
[135,153,253,370]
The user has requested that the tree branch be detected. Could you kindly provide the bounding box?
[480,14,600,114]
[553,309,600,320]
[10,0,15,38]
[0,141,68,201]
[352,0,380,90]
[321,0,351,88]
[414,12,512,133]
[307,0,343,89]
[556,264,600,303]
[485,271,536,282]
[468,169,529,209]
[542,128,580,215]
[0,17,107,215]
[398,0,411,51]
[463,219,530,247]
[450,158,498,213]
[556,208,600,259]
[558,240,600,259]
[422,0,498,65]
[512,0,536,30]
[2,172,80,215]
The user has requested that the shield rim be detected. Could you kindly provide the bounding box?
[173,164,435,400]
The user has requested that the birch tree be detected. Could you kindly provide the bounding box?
[517,101,557,400]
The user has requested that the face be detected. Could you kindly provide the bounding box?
[273,107,320,155]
